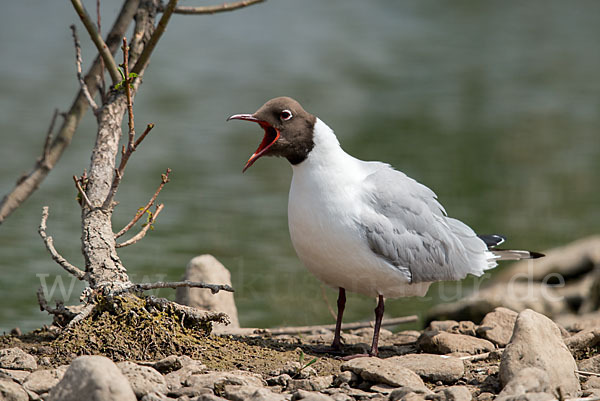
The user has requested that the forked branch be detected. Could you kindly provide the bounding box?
[38,206,86,280]
[133,280,234,294]
[70,0,121,84]
[165,0,264,15]
[70,25,98,113]
[115,168,170,238]
[115,203,164,248]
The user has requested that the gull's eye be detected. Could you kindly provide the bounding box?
[280,109,293,121]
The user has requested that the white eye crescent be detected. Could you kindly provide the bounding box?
[280,109,293,121]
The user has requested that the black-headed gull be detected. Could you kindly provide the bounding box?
[228,97,542,357]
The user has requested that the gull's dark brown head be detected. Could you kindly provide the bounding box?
[228,97,316,172]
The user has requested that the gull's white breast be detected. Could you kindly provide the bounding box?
[287,119,431,298]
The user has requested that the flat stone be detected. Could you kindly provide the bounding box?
[22,365,68,394]
[0,378,28,401]
[164,356,207,390]
[117,361,168,398]
[388,353,464,383]
[564,327,600,351]
[389,387,430,401]
[429,386,472,401]
[427,321,459,332]
[176,254,239,332]
[287,375,333,392]
[499,309,580,397]
[223,384,285,401]
[390,330,422,345]
[341,357,426,389]
[497,367,550,397]
[0,348,37,371]
[476,307,518,347]
[185,370,264,391]
[583,376,600,390]
[46,355,136,401]
[578,354,600,373]
[291,389,336,400]
[0,368,31,384]
[417,331,495,355]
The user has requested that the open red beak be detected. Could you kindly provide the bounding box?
[227,114,281,172]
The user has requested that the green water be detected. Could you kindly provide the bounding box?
[1,1,599,333]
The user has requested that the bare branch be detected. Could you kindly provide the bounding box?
[115,167,170,238]
[168,0,264,15]
[73,175,93,209]
[115,203,164,248]
[219,315,419,336]
[133,280,234,294]
[103,123,156,210]
[70,0,121,84]
[71,25,99,112]
[66,304,95,329]
[132,0,179,75]
[40,109,59,168]
[0,0,139,225]
[38,206,86,280]
[146,295,231,325]
[36,287,79,324]
[122,37,136,151]
[135,122,154,148]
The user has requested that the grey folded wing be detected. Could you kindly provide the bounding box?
[358,166,494,283]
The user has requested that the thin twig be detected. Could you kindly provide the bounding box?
[221,315,418,336]
[70,25,99,112]
[132,0,179,75]
[168,0,264,15]
[36,287,79,325]
[38,206,86,280]
[134,280,234,294]
[66,304,95,329]
[40,109,59,167]
[70,0,121,84]
[103,123,156,210]
[122,37,135,151]
[116,203,164,247]
[576,369,600,377]
[115,167,169,238]
[96,0,106,97]
[73,175,93,209]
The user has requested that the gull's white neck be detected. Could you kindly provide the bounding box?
[291,118,363,179]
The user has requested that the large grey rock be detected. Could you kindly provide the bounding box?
[223,384,285,401]
[476,307,518,347]
[340,357,426,389]
[176,254,239,331]
[0,348,37,371]
[499,309,580,397]
[388,353,464,383]
[117,361,168,398]
[497,367,550,398]
[0,378,28,401]
[417,331,495,355]
[46,355,136,401]
[22,365,68,394]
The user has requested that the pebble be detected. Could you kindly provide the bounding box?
[0,348,37,371]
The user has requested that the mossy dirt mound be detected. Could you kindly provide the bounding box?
[0,293,341,375]
[51,294,216,363]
